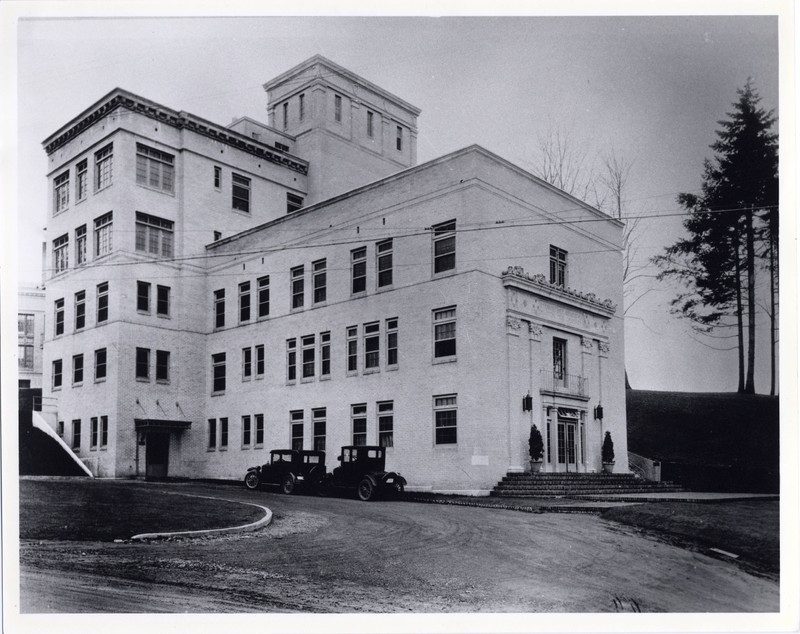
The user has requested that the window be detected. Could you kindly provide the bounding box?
[73,291,86,330]
[75,225,87,266]
[156,285,170,317]
[136,144,175,193]
[352,404,367,446]
[291,266,304,310]
[396,126,403,151]
[550,246,567,287]
[214,231,222,241]
[242,347,252,380]
[282,102,288,130]
[301,335,315,379]
[257,276,270,318]
[76,160,88,202]
[136,348,150,380]
[364,322,380,370]
[434,395,457,445]
[19,344,34,370]
[255,344,265,378]
[242,415,252,448]
[214,289,225,329]
[72,354,83,385]
[54,299,65,336]
[351,247,366,294]
[208,419,217,449]
[376,239,393,288]
[212,352,226,393]
[346,326,358,374]
[386,318,398,367]
[214,166,221,189]
[19,314,35,369]
[313,408,326,452]
[135,212,173,258]
[433,307,456,359]
[287,193,304,214]
[72,419,81,449]
[53,234,69,274]
[94,348,107,381]
[91,417,98,449]
[320,332,331,378]
[433,220,456,274]
[94,212,113,257]
[232,173,251,213]
[156,350,170,382]
[96,282,109,323]
[239,281,251,323]
[275,141,290,152]
[52,359,62,389]
[367,111,374,138]
[378,401,394,447]
[286,339,297,382]
[553,338,567,381]
[137,281,151,312]
[220,417,228,449]
[54,171,69,214]
[19,313,34,338]
[255,414,264,447]
[313,259,327,304]
[299,93,305,120]
[57,421,64,437]
[100,416,108,448]
[334,94,342,122]
[288,411,304,450]
[94,144,113,191]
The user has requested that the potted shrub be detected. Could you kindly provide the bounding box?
[602,431,615,473]
[528,425,544,473]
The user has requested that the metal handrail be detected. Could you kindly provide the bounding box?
[539,369,587,396]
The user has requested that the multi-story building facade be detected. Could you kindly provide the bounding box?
[18,286,46,389]
[38,55,627,492]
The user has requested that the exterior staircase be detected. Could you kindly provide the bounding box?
[491,472,684,498]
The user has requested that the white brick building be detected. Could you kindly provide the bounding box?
[39,56,627,493]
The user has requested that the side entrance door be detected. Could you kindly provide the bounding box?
[146,433,170,479]
[557,420,579,472]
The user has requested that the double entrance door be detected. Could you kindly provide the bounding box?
[557,420,578,471]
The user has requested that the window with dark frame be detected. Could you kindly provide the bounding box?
[291,266,304,309]
[75,225,87,266]
[286,339,297,382]
[346,326,358,374]
[352,404,367,446]
[156,350,170,382]
[287,193,304,214]
[550,245,568,287]
[136,144,174,193]
[301,335,315,379]
[239,281,251,323]
[377,239,393,288]
[553,338,567,381]
[135,348,150,380]
[433,307,456,359]
[76,159,88,202]
[232,173,251,213]
[100,416,108,448]
[57,421,64,437]
[137,281,151,312]
[255,344,265,378]
[313,408,326,452]
[94,144,113,191]
[367,111,374,138]
[96,282,109,323]
[432,220,456,274]
[351,247,366,294]
[334,94,342,122]
[54,299,65,336]
[283,102,288,130]
[94,212,113,257]
[257,276,270,318]
[242,347,252,380]
[386,318,398,367]
[53,359,62,389]
[220,418,228,449]
[214,165,221,189]
[135,212,173,258]
[94,348,107,381]
[53,234,69,274]
[73,354,83,385]
[54,171,69,214]
[156,285,170,317]
[396,126,403,151]
[214,289,225,328]
[212,352,226,393]
[242,415,252,447]
[91,417,98,449]
[378,401,394,447]
[320,332,331,378]
[255,414,264,446]
[290,410,304,450]
[434,394,457,445]
[72,419,81,449]
[208,419,217,449]
[299,93,305,121]
[364,322,380,370]
[75,291,86,330]
[312,259,327,304]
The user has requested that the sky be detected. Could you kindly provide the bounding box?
[10,9,784,394]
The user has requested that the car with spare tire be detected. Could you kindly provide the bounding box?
[243,449,326,495]
[319,445,406,501]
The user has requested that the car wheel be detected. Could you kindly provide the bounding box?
[281,475,296,495]
[357,477,375,501]
[314,476,330,497]
[244,472,260,490]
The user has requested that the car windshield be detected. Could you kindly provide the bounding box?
[271,452,290,464]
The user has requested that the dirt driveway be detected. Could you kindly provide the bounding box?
[19,481,778,613]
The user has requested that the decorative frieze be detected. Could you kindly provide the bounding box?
[503,265,617,314]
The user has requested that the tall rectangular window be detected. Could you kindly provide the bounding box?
[54,171,69,214]
[214,165,222,189]
[242,347,252,380]
[208,419,217,449]
[91,417,99,449]
[346,326,358,374]
[96,282,109,323]
[57,421,64,437]
[255,344,265,378]
[136,143,175,193]
[156,285,170,317]
[76,159,88,202]
[433,220,456,274]
[232,173,251,213]
[100,416,108,448]
[434,394,457,445]
[19,344,34,370]
[352,404,367,446]
[135,212,173,258]
[299,93,305,120]
[282,102,288,130]
[377,239,393,288]
[291,266,304,309]
[334,94,342,122]
[242,415,252,448]
[72,419,81,449]
[378,401,394,448]
[313,259,327,304]
[313,408,326,452]
[94,144,113,191]
[94,348,107,381]
[257,276,270,318]
[301,335,315,379]
[290,410,304,450]
[286,339,297,382]
[553,338,567,381]
[367,111,374,138]
[550,246,568,287]
[212,352,226,393]
[52,359,63,389]
[364,322,380,370]
[396,126,403,151]
[239,281,251,323]
[433,307,456,359]
[94,212,113,257]
[72,354,84,385]
[75,291,86,330]
[351,247,366,294]
[320,332,331,378]
[156,350,170,382]
[255,414,264,447]
[54,298,65,336]
[75,225,87,266]
[214,289,225,329]
[386,318,398,367]
[220,417,229,449]
[287,193,304,213]
[53,234,69,274]
[137,281,151,313]
[136,348,150,380]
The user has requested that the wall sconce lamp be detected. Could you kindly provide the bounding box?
[593,404,604,421]
[522,393,533,412]
[138,432,147,446]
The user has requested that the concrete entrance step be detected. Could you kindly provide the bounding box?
[490,471,685,498]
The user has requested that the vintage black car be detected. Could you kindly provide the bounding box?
[243,449,326,494]
[319,445,406,501]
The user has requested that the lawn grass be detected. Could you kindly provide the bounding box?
[20,480,264,541]
[602,500,779,574]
